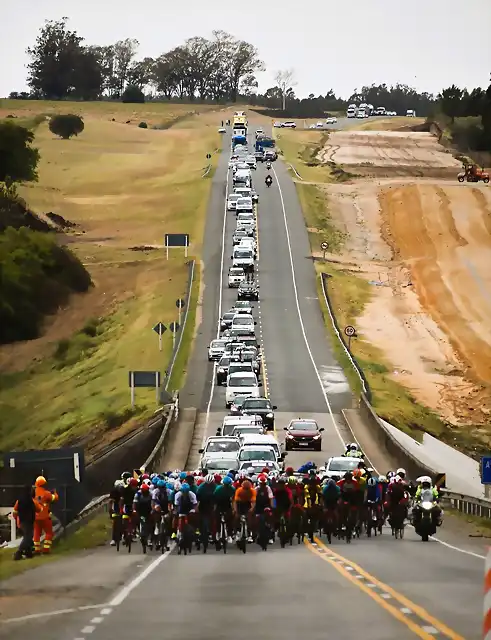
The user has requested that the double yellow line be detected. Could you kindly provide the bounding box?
[305,536,465,640]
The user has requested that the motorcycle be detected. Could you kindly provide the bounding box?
[266,162,272,169]
[265,176,273,188]
[412,489,439,542]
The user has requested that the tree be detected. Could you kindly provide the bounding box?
[111,38,140,97]
[0,122,40,184]
[275,69,297,111]
[26,18,85,99]
[49,114,84,139]
[438,85,464,123]
[121,85,145,103]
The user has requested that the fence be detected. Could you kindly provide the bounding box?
[320,272,490,520]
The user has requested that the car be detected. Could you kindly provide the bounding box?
[235,197,254,214]
[231,313,255,333]
[263,149,277,161]
[238,280,259,301]
[231,424,266,437]
[238,445,279,467]
[208,338,229,361]
[315,121,324,129]
[225,371,261,407]
[231,301,254,312]
[284,418,324,451]
[234,186,258,203]
[255,150,265,162]
[218,127,226,133]
[232,347,260,376]
[232,247,254,271]
[228,327,255,340]
[245,156,257,169]
[216,355,232,385]
[236,214,256,234]
[235,335,260,352]
[322,456,362,480]
[227,193,241,211]
[229,396,249,416]
[239,434,284,462]
[356,110,366,119]
[228,361,254,378]
[220,311,237,332]
[217,414,263,436]
[238,460,280,474]
[227,266,246,288]
[273,122,284,128]
[283,121,297,128]
[201,457,240,475]
[309,124,317,129]
[238,238,257,258]
[325,117,337,124]
[232,229,249,245]
[198,436,241,460]
[255,128,264,136]
[240,397,277,430]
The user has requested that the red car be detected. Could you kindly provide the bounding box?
[284,419,324,451]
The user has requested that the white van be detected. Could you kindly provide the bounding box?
[406,109,416,117]
[233,169,251,186]
[225,371,261,407]
[238,434,284,461]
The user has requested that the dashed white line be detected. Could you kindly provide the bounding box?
[421,626,438,634]
[379,593,392,599]
[81,626,95,634]
[400,608,412,614]
[90,617,103,624]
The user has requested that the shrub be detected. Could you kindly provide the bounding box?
[49,114,84,139]
[122,85,145,104]
[138,121,148,128]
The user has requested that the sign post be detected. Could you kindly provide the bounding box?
[169,322,180,350]
[153,322,167,352]
[129,371,162,407]
[344,325,356,351]
[176,298,185,326]
[164,234,190,260]
[481,456,491,499]
[321,241,329,261]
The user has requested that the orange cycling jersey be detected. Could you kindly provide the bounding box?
[234,487,257,503]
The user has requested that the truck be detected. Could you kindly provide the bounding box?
[232,134,247,149]
[346,104,357,118]
[255,136,275,152]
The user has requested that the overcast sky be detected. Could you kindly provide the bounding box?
[1,0,490,98]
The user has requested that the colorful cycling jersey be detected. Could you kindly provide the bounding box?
[174,490,197,515]
[196,483,216,512]
[110,485,136,508]
[214,484,236,510]
[322,484,341,506]
[133,490,152,515]
[366,483,382,502]
[273,487,292,511]
[255,485,273,514]
[151,487,169,510]
[234,487,257,504]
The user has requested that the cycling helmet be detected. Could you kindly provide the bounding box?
[251,474,258,484]
[141,473,150,481]
[128,478,139,488]
[308,468,316,476]
[277,476,286,484]
[114,479,124,488]
[214,474,222,484]
[269,470,279,479]
[179,472,187,480]
[367,477,377,487]
[223,476,232,485]
[174,481,182,492]
[285,466,294,475]
[195,478,204,486]
[396,468,406,477]
[181,483,190,492]
[287,476,296,485]
[349,443,359,451]
[205,474,214,484]
[258,474,267,484]
[247,467,255,476]
[327,478,337,487]
[141,483,150,492]
[420,476,432,488]
[166,482,174,490]
[378,475,387,483]
[121,472,131,482]
[387,471,395,479]
[242,480,252,490]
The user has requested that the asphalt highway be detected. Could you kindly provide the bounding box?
[3,117,484,640]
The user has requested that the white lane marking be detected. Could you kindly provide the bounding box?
[81,626,95,634]
[90,617,103,624]
[425,531,485,559]
[100,608,112,615]
[109,545,174,606]
[203,171,230,441]
[421,626,438,634]
[380,593,392,599]
[400,608,412,614]
[272,165,344,446]
[2,604,108,624]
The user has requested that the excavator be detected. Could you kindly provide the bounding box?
[457,163,489,183]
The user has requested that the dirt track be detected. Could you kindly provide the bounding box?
[324,177,491,429]
[319,130,462,178]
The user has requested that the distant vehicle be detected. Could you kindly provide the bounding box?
[346,106,356,118]
[374,106,386,116]
[240,397,277,430]
[406,109,416,117]
[237,280,259,301]
[218,127,226,133]
[325,117,337,124]
[228,267,246,288]
[208,338,229,361]
[273,122,283,128]
[282,121,297,128]
[263,149,277,161]
[226,372,261,407]
[284,418,324,451]
[323,456,362,479]
[227,193,241,211]
[356,109,366,119]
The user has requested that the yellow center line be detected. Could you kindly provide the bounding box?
[305,539,435,639]
[310,536,465,640]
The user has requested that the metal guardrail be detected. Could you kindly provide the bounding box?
[440,489,491,519]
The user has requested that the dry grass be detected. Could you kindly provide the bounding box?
[0,104,222,454]
[274,128,335,182]
[347,116,426,131]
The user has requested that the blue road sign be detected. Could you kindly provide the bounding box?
[169,322,180,333]
[165,233,189,248]
[481,456,491,484]
[153,322,167,336]
[129,371,161,388]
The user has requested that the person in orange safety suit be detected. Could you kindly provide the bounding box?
[33,476,59,554]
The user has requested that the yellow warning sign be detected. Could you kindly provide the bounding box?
[435,473,446,488]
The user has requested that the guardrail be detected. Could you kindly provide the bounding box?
[440,489,491,520]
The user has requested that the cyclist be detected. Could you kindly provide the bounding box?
[172,482,197,539]
[255,474,274,543]
[273,476,293,530]
[234,479,256,542]
[132,482,153,544]
[196,474,217,542]
[337,471,360,528]
[151,478,170,551]
[322,477,341,533]
[214,475,236,543]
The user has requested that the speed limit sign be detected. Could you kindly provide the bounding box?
[344,325,355,337]
[320,242,329,250]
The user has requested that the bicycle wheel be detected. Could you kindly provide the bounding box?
[126,529,132,554]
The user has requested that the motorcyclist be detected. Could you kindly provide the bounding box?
[266,161,272,169]
[265,174,273,187]
[412,476,442,526]
[344,443,363,458]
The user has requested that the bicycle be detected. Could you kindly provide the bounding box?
[237,514,248,554]
[139,515,151,554]
[199,512,212,554]
[177,514,193,555]
[256,511,272,551]
[111,512,122,552]
[323,507,337,545]
[278,513,289,548]
[216,512,228,554]
[155,511,170,553]
[122,514,133,553]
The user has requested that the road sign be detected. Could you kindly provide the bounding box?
[206,153,212,159]
[153,322,167,336]
[344,325,356,337]
[128,371,161,406]
[481,457,491,484]
[164,234,190,259]
[320,242,329,250]
[176,299,185,309]
[435,473,446,489]
[169,322,180,333]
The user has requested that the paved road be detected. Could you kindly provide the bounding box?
[2,117,484,640]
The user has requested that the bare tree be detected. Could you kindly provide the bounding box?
[275,69,297,111]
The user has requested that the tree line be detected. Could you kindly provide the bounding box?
[10,18,264,103]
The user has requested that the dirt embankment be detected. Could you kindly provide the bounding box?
[324,177,491,433]
[319,130,462,179]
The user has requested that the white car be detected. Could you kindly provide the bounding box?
[238,445,278,465]
[200,457,240,474]
[218,415,263,436]
[228,266,246,288]
[227,193,241,211]
[233,170,251,186]
[230,303,254,316]
[255,128,264,137]
[218,127,226,133]
[356,110,366,118]
[231,313,255,333]
[238,460,280,474]
[198,437,241,464]
[315,121,324,128]
[235,197,254,214]
[245,156,257,169]
[322,456,361,479]
[273,122,284,128]
[326,117,337,124]
[231,424,266,437]
[238,237,256,254]
[208,338,229,361]
[235,186,258,203]
[239,434,283,461]
[232,247,254,270]
[283,121,297,128]
[225,371,261,407]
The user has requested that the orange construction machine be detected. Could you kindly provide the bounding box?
[457,163,489,183]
